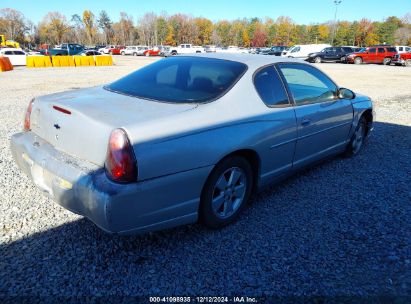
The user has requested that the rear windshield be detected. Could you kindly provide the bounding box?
[105,56,247,103]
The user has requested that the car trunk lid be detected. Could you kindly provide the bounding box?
[30,86,197,166]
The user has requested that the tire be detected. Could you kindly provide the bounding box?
[314,56,322,64]
[171,51,177,56]
[340,56,346,63]
[121,52,125,56]
[200,156,253,229]
[145,52,150,57]
[383,57,391,65]
[133,52,137,56]
[344,116,367,157]
[354,57,363,65]
[405,59,411,67]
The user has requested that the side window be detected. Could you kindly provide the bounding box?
[291,47,300,53]
[13,51,25,55]
[399,47,404,52]
[278,64,337,106]
[378,48,385,53]
[4,51,13,55]
[254,66,289,107]
[369,48,376,54]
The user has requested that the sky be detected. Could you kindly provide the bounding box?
[1,0,410,24]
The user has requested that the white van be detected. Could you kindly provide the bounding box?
[281,44,331,59]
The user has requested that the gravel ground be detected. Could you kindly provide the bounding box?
[0,57,410,300]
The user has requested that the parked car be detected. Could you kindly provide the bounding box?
[167,44,204,56]
[78,50,103,56]
[121,45,149,56]
[281,44,331,59]
[205,45,217,52]
[144,46,171,57]
[346,45,397,65]
[306,46,356,63]
[216,46,247,54]
[49,43,85,56]
[260,46,287,56]
[395,45,411,54]
[340,47,366,63]
[99,45,124,55]
[392,52,411,66]
[11,54,374,235]
[121,46,139,56]
[0,48,28,65]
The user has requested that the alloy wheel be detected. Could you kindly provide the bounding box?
[211,167,247,219]
[352,122,366,154]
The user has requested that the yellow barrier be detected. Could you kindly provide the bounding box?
[73,56,83,67]
[27,56,52,68]
[68,56,75,67]
[26,56,35,67]
[0,56,13,72]
[27,55,113,68]
[52,56,76,67]
[51,56,61,67]
[95,55,113,66]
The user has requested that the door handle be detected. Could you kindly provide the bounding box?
[301,119,311,126]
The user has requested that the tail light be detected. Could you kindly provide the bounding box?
[105,129,137,183]
[23,99,34,131]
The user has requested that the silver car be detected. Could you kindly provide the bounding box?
[11,54,374,235]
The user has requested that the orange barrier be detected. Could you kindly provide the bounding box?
[0,56,13,72]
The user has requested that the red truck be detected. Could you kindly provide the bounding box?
[346,45,397,65]
[392,52,411,67]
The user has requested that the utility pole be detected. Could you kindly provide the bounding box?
[331,0,342,46]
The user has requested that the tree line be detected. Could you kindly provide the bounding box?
[1,8,410,48]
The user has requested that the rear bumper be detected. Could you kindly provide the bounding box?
[11,132,212,234]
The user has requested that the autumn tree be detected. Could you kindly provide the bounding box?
[82,10,96,45]
[98,10,113,45]
[251,22,267,47]
[276,16,294,45]
[156,16,168,45]
[215,20,232,45]
[38,12,70,44]
[0,8,28,42]
[195,18,213,45]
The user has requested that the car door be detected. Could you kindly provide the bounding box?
[377,47,385,63]
[366,48,377,63]
[13,50,26,65]
[3,50,16,65]
[277,63,353,169]
[323,47,336,61]
[253,65,297,181]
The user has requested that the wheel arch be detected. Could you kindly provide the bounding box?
[361,109,373,136]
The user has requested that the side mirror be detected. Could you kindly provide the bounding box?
[338,88,356,100]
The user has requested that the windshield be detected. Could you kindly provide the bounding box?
[105,56,247,103]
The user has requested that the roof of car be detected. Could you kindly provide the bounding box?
[180,53,305,68]
[0,47,23,51]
